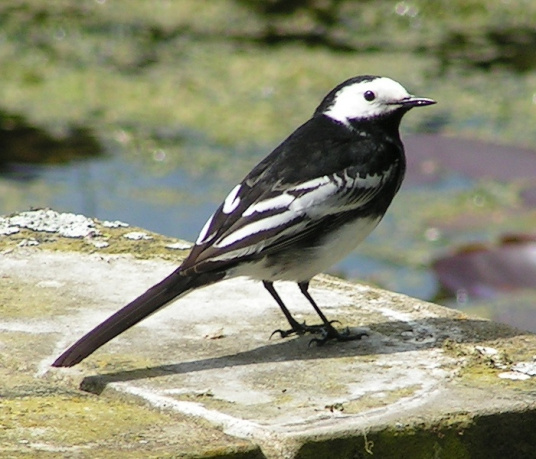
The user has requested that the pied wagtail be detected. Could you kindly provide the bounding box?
[53,75,435,367]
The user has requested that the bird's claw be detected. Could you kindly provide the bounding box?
[270,328,295,339]
[270,320,341,339]
[308,326,368,347]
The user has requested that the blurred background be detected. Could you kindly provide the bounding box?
[1,0,535,332]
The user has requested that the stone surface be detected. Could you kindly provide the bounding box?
[1,210,536,458]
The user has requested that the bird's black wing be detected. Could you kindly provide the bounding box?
[180,116,403,274]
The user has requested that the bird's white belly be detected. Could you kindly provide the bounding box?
[235,215,381,282]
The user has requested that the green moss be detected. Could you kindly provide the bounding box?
[442,333,536,387]
[0,390,261,458]
[296,409,536,459]
[1,331,261,458]
[0,220,191,262]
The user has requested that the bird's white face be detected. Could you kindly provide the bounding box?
[323,77,416,125]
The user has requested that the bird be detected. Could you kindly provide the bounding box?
[52,75,435,368]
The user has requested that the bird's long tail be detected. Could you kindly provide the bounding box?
[52,270,225,367]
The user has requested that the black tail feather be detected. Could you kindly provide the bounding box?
[52,270,224,367]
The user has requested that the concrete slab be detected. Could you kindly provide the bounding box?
[1,210,536,458]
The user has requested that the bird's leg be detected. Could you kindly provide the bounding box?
[298,281,368,346]
[263,281,328,338]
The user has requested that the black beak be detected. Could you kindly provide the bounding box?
[397,96,436,108]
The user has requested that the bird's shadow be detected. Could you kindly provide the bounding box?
[80,317,527,395]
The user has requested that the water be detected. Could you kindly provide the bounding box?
[1,154,219,244]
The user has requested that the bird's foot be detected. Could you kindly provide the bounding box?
[308,324,368,347]
[270,320,341,339]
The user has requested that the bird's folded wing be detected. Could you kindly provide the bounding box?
[180,162,398,274]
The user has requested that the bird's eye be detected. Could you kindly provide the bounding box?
[364,90,376,102]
